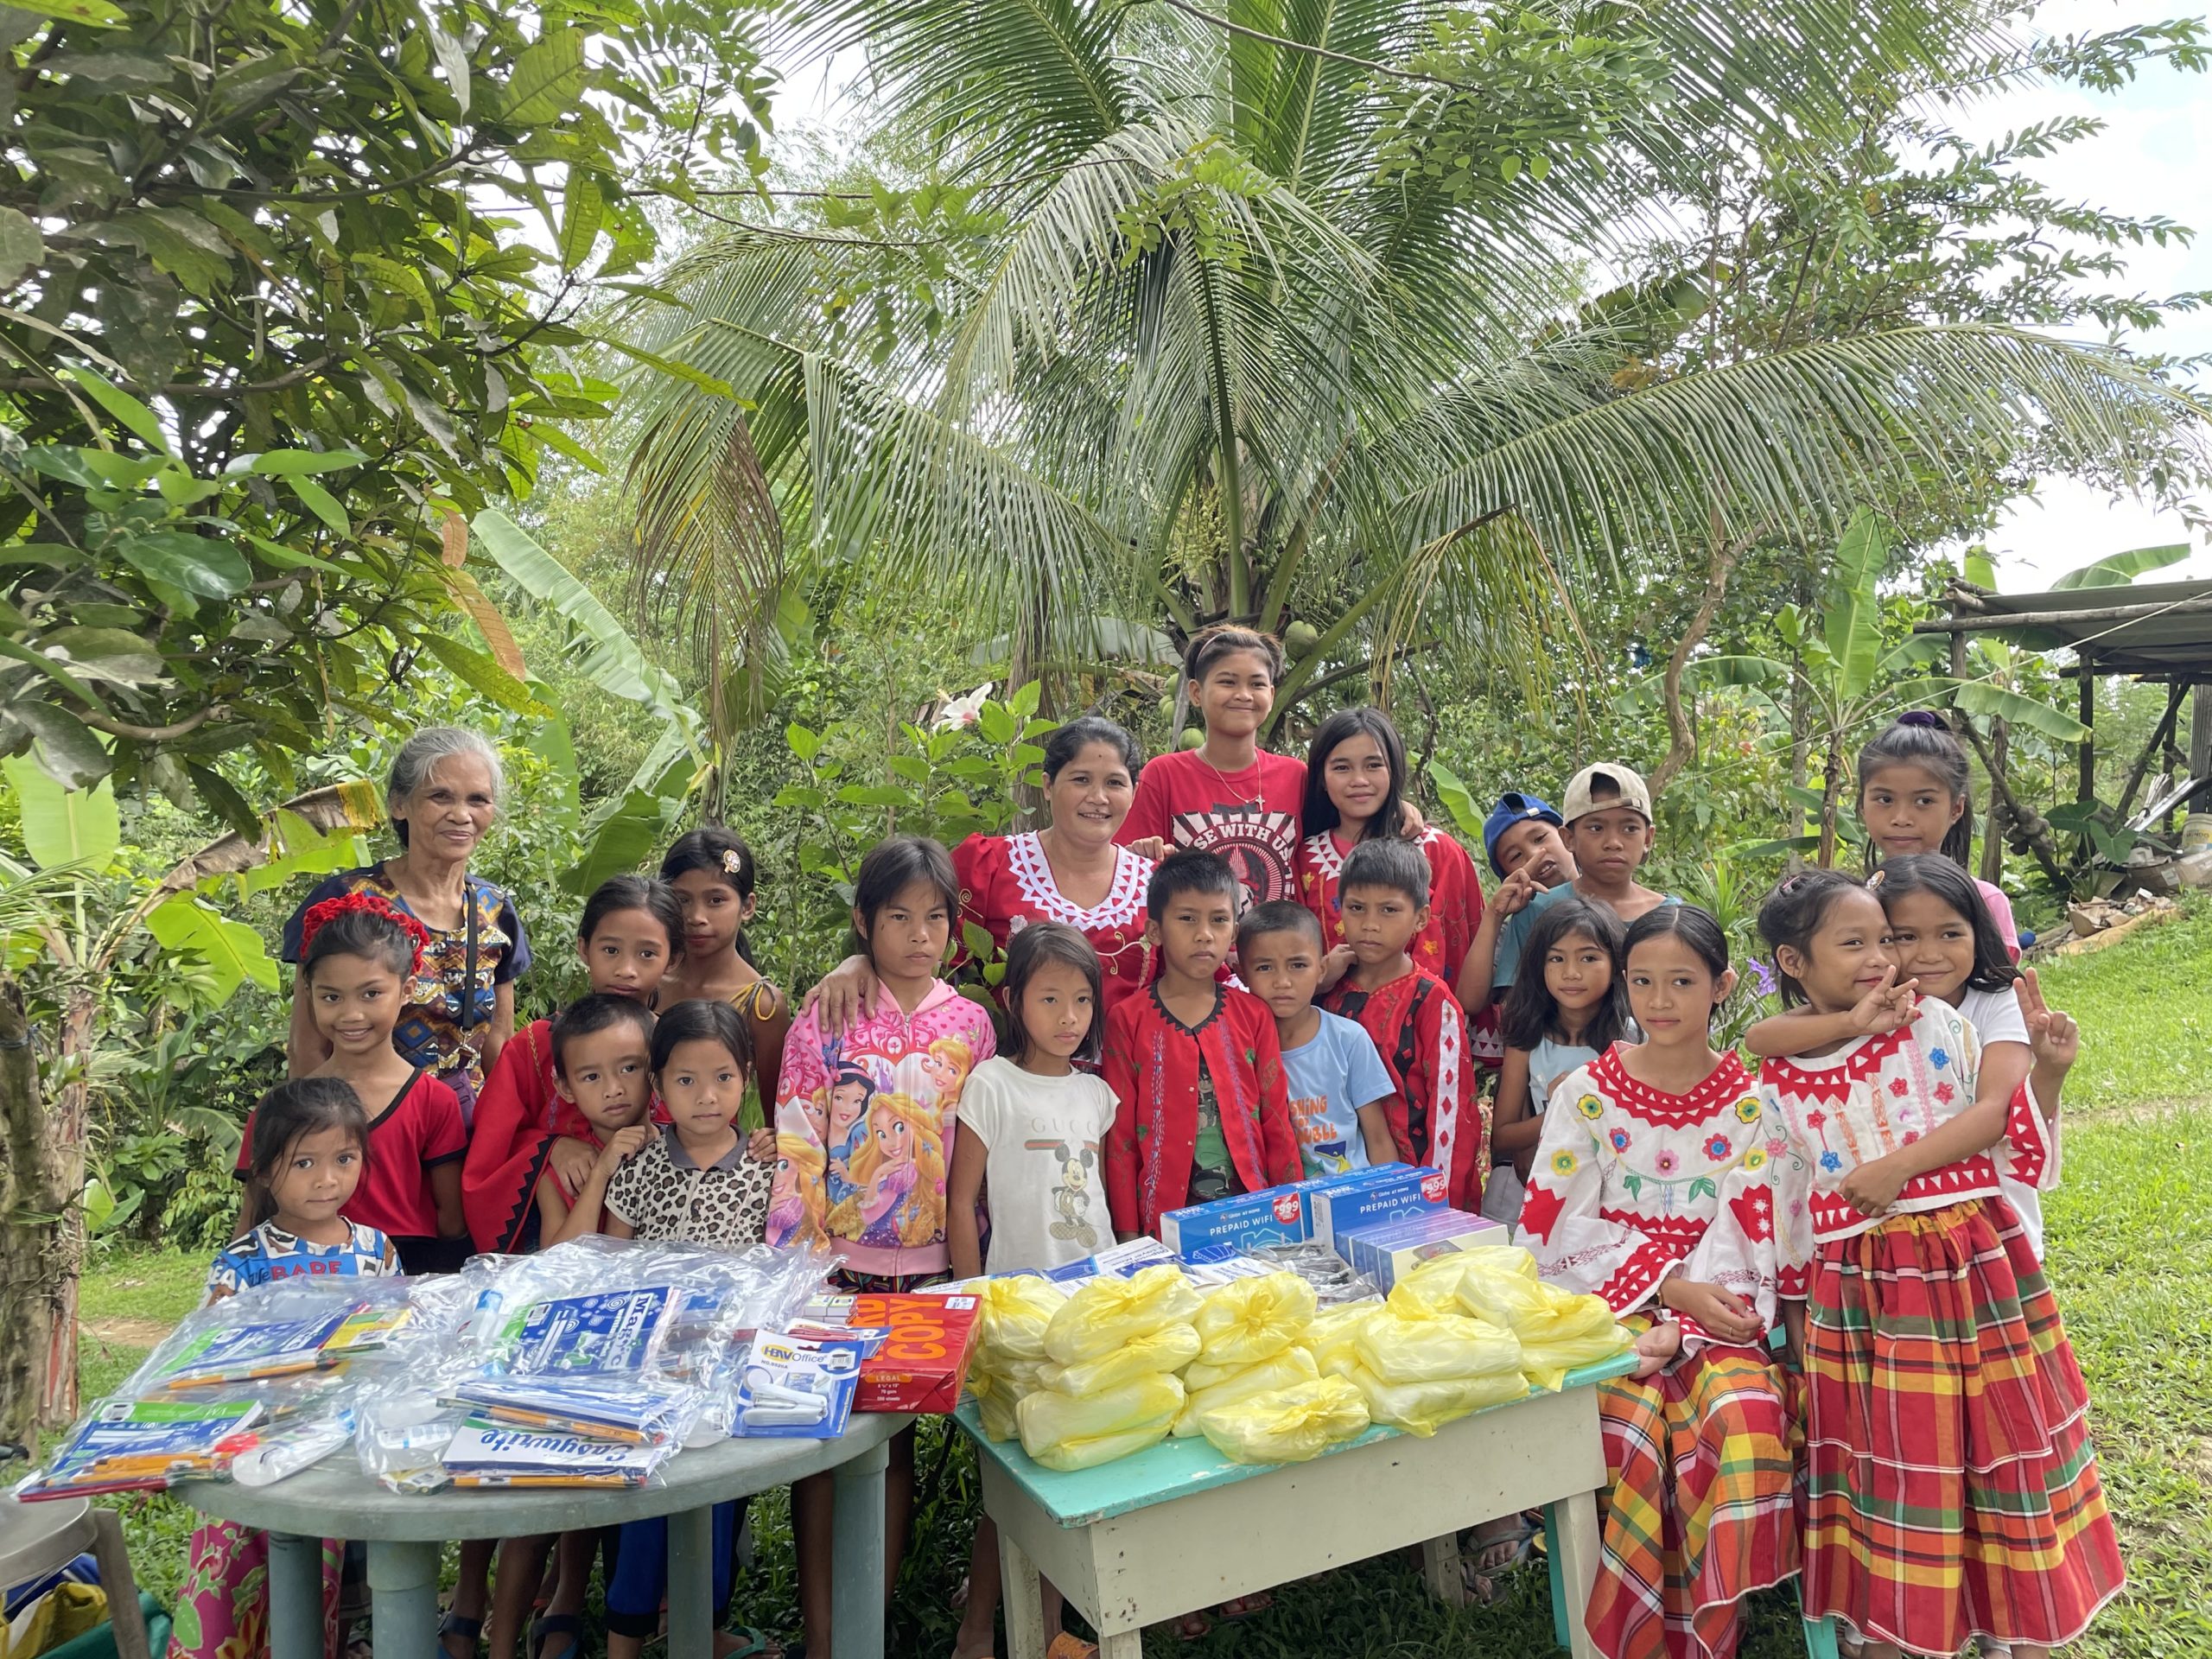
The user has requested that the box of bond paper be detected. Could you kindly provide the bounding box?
[1306,1166,1447,1252]
[1339,1210,1508,1291]
[1160,1186,1309,1260]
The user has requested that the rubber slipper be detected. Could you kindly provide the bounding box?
[530,1614,585,1659]
[717,1627,772,1659]
[436,1611,483,1659]
[1046,1633,1099,1659]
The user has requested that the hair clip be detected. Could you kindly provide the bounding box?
[1865,868,1889,891]
[301,893,430,976]
[721,849,747,878]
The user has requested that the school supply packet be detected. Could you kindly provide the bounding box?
[496,1286,679,1376]
[14,1397,264,1499]
[442,1423,675,1489]
[442,1374,702,1445]
[152,1309,349,1390]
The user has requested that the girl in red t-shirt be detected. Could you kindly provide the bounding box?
[1295,705,1485,990]
[238,894,467,1274]
[1119,625,1307,907]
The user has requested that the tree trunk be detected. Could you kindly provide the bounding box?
[0,979,84,1446]
[1007,584,1052,827]
[1650,527,1744,795]
[1786,655,1811,872]
[1815,725,1846,868]
[1980,716,2009,887]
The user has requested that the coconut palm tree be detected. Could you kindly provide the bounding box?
[619,0,2206,725]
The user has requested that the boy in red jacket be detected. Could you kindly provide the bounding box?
[1104,851,1303,1238]
[1320,837,1483,1207]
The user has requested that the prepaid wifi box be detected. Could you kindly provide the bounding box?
[1340,1210,1510,1292]
[1160,1186,1310,1261]
[1306,1165,1447,1253]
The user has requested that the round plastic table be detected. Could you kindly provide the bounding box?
[178,1412,911,1659]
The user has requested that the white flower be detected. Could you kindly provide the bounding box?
[935,683,994,730]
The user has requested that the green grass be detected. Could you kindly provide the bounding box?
[68,906,2212,1656]
[2024,898,2212,1114]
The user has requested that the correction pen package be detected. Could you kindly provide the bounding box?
[733,1332,864,1440]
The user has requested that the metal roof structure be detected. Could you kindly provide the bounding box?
[1916,577,2212,681]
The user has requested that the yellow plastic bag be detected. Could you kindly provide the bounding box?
[1520,1323,1635,1392]
[977,1382,1022,1442]
[1453,1265,1614,1345]
[1346,1359,1530,1437]
[1044,1264,1204,1364]
[1197,1376,1372,1465]
[1173,1344,1319,1436]
[1300,1303,1382,1378]
[1191,1271,1317,1368]
[1017,1371,1185,1471]
[1353,1299,1523,1385]
[976,1275,1068,1366]
[1038,1322,1201,1395]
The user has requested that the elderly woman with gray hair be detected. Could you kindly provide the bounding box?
[281,726,531,1125]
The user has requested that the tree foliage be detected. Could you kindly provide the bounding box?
[620,0,2209,731]
[0,0,773,825]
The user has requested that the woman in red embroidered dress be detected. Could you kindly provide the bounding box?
[1519,906,1796,1659]
[810,717,1157,1030]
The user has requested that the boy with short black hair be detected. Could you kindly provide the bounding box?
[1319,840,1480,1206]
[538,995,659,1243]
[1486,764,1675,1005]
[1237,901,1400,1176]
[1103,852,1303,1239]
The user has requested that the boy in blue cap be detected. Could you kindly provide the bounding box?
[1469,766,1674,1014]
[1454,791,1577,1013]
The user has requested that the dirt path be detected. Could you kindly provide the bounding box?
[79,1316,175,1350]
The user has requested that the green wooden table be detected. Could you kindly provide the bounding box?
[958,1354,1638,1659]
[179,1412,911,1659]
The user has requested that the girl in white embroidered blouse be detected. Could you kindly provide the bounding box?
[1515,905,1796,1659]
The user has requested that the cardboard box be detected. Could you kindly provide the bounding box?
[1306,1166,1447,1249]
[1160,1186,1310,1260]
[1042,1236,1178,1283]
[1339,1210,1509,1291]
[840,1294,981,1414]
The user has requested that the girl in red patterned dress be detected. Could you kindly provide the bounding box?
[1518,905,1796,1658]
[1294,707,1496,1065]
[1742,870,2119,1659]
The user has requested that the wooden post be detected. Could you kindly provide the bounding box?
[2078,656,2096,805]
[2193,683,2212,779]
[2117,682,2190,821]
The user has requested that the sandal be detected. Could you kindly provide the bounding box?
[530,1614,585,1659]
[436,1611,483,1659]
[717,1629,772,1658]
[1463,1520,1540,1605]
[1046,1635,1098,1659]
[1174,1611,1212,1643]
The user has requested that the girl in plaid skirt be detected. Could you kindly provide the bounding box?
[1520,905,1796,1659]
[1732,871,2122,1659]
